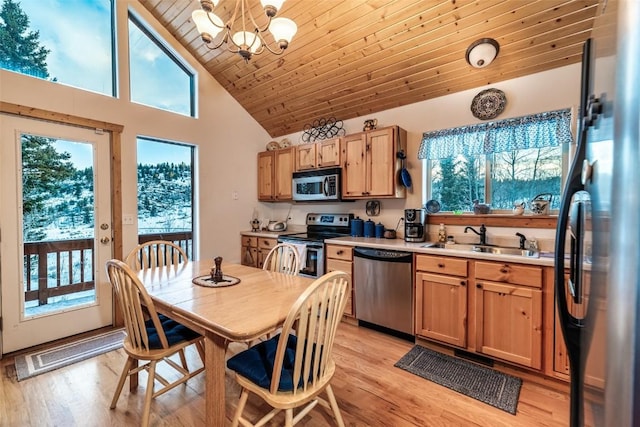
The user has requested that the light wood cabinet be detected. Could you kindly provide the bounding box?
[318,138,341,168]
[240,235,277,269]
[342,126,406,199]
[474,261,542,369]
[325,244,354,317]
[295,138,341,171]
[415,255,544,370]
[415,254,468,347]
[257,148,294,201]
[295,143,317,170]
[241,235,258,267]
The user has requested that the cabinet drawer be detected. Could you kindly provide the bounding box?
[475,261,542,288]
[326,245,353,261]
[241,236,257,247]
[258,238,277,250]
[415,255,468,277]
[326,259,352,275]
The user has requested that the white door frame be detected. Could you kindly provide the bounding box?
[0,115,114,354]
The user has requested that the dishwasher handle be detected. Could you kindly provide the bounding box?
[353,247,412,263]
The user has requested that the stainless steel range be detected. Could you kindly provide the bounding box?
[278,213,353,278]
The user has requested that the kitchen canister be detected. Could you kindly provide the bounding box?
[363,219,375,237]
[351,217,364,237]
[375,222,385,238]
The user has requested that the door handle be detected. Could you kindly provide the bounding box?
[100,237,111,244]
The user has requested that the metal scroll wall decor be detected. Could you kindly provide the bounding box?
[301,117,345,142]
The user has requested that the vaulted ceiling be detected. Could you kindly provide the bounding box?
[140,0,599,138]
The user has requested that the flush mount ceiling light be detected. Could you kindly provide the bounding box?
[192,0,297,62]
[465,38,500,68]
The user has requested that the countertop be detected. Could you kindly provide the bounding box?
[325,236,558,267]
[240,230,564,267]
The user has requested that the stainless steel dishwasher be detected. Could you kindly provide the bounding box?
[353,247,414,335]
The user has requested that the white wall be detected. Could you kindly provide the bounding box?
[0,0,270,262]
[264,63,581,250]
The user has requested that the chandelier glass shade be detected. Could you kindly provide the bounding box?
[192,0,297,61]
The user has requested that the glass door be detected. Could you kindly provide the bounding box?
[0,115,113,354]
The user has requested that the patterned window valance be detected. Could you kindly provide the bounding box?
[418,109,573,160]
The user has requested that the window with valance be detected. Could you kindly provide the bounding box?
[419,109,574,212]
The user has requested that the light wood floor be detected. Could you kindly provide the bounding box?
[0,322,574,426]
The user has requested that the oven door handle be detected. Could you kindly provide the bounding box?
[278,240,323,250]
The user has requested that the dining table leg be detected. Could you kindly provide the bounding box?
[205,331,227,426]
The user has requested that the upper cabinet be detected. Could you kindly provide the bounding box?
[342,126,406,199]
[258,148,294,202]
[295,138,341,171]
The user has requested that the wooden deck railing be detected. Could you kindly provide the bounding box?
[138,231,193,259]
[24,231,193,307]
[23,239,95,306]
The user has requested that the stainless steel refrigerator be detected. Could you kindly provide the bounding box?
[554,0,640,425]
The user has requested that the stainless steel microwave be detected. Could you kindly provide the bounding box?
[292,167,341,201]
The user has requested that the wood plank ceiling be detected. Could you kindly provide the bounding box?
[140,0,599,138]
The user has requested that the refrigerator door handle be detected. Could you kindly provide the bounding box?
[568,199,584,304]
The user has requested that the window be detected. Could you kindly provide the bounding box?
[1,0,115,95]
[136,137,195,257]
[419,109,572,212]
[128,13,195,117]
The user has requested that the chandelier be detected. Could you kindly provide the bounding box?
[192,0,297,62]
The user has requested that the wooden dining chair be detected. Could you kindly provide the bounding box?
[227,271,351,427]
[126,240,188,271]
[105,259,205,427]
[262,243,301,275]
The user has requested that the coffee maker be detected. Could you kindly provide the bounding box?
[404,208,425,242]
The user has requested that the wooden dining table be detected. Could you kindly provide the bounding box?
[137,260,315,426]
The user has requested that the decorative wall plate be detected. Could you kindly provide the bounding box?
[470,88,506,120]
[266,140,279,151]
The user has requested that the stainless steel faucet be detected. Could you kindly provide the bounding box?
[464,224,487,245]
[516,232,527,249]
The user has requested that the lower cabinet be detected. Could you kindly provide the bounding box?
[325,244,354,317]
[415,255,543,370]
[240,235,277,269]
[474,261,543,369]
[415,255,468,347]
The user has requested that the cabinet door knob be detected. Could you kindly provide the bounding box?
[460,280,466,286]
[337,250,343,255]
[500,267,509,273]
[438,263,445,268]
[476,283,482,289]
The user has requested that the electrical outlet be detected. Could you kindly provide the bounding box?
[232,191,239,200]
[123,214,134,225]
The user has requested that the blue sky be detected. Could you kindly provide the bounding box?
[17,0,192,167]
[53,138,191,170]
[19,0,191,112]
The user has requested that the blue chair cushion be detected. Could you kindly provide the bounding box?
[227,334,305,391]
[145,314,200,349]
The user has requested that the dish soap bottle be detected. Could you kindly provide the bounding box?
[438,223,447,243]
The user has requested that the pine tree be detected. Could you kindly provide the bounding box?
[0,0,50,78]
[21,135,75,241]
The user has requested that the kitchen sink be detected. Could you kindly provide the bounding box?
[421,242,539,258]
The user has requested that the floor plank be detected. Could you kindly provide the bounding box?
[1,322,574,426]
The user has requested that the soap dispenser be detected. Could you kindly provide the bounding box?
[438,223,447,243]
